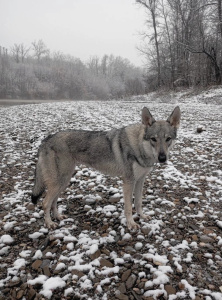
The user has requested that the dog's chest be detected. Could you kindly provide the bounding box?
[133,162,152,180]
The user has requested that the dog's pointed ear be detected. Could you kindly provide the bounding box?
[142,107,156,126]
[167,106,181,128]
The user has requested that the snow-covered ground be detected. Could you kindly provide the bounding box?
[0,90,222,300]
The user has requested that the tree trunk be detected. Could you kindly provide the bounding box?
[218,0,222,39]
[151,8,161,87]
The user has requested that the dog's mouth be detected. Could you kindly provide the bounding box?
[158,153,167,163]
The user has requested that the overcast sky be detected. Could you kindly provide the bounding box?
[0,0,147,66]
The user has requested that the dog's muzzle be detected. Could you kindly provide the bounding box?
[158,152,167,163]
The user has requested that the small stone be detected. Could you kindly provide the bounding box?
[26,203,35,211]
[168,254,174,261]
[133,287,142,295]
[101,248,110,256]
[26,288,36,300]
[84,197,96,204]
[118,282,126,294]
[141,227,151,235]
[197,254,202,261]
[126,274,137,289]
[31,260,42,270]
[197,127,204,133]
[1,288,10,294]
[153,260,164,266]
[203,228,214,234]
[125,246,136,253]
[118,240,127,247]
[189,224,199,231]
[9,279,21,287]
[40,259,51,268]
[138,281,145,289]
[165,285,176,295]
[174,199,181,205]
[178,224,185,229]
[200,235,214,243]
[11,289,16,299]
[100,258,114,268]
[122,269,131,281]
[20,283,28,290]
[178,282,185,290]
[43,266,51,277]
[71,269,85,278]
[16,290,24,299]
[208,284,215,290]
[192,235,198,241]
[110,196,121,203]
[115,291,129,300]
[90,249,101,260]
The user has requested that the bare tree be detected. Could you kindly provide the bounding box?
[11,44,21,63]
[101,54,108,77]
[136,0,161,87]
[32,39,49,62]
[20,44,30,63]
[137,0,222,88]
[88,56,100,76]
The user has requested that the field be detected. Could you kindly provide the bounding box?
[0,90,222,300]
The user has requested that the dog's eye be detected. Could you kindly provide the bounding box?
[166,137,171,142]
[151,137,157,142]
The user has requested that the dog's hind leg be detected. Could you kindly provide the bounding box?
[43,159,75,229]
[53,167,76,227]
[43,186,62,229]
[51,198,66,222]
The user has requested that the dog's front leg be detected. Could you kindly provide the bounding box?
[134,176,150,221]
[123,180,139,230]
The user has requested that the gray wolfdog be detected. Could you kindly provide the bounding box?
[31,106,181,230]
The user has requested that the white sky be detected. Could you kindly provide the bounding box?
[0,0,147,66]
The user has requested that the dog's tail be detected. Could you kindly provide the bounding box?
[31,162,45,204]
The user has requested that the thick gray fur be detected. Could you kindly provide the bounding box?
[32,106,181,230]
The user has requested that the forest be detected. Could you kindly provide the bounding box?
[0,41,145,100]
[137,0,222,89]
[1,0,222,100]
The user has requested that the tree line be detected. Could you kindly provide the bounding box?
[136,0,222,90]
[0,40,145,100]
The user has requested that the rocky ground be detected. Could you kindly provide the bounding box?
[0,94,222,300]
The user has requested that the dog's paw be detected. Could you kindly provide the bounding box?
[45,220,58,230]
[127,219,140,230]
[139,213,151,221]
[56,214,68,221]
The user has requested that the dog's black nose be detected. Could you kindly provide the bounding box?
[158,152,166,163]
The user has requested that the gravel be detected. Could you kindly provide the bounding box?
[0,95,222,299]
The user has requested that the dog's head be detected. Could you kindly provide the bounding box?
[142,106,181,163]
